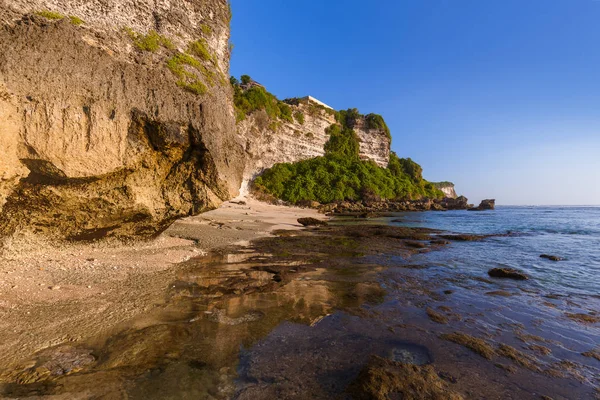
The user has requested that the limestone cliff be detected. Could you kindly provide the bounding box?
[238,99,391,194]
[433,182,458,199]
[0,0,244,241]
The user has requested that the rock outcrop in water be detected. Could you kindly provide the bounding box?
[0,0,244,241]
[468,199,495,211]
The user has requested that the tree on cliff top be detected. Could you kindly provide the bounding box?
[241,74,252,85]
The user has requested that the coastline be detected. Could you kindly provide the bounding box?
[0,203,597,399]
[0,197,326,370]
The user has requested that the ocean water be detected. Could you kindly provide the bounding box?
[389,206,600,297]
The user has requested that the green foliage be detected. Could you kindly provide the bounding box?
[166,53,208,95]
[253,126,443,204]
[336,109,391,140]
[294,110,305,124]
[230,76,239,86]
[432,181,454,187]
[35,10,65,20]
[201,24,212,35]
[389,154,423,182]
[279,102,293,123]
[177,80,207,95]
[188,39,212,62]
[167,53,201,76]
[336,108,361,129]
[324,125,360,160]
[241,75,252,85]
[365,113,391,139]
[69,16,85,26]
[125,28,174,52]
[232,76,296,123]
[36,11,85,26]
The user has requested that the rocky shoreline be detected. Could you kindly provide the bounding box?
[297,196,497,216]
[0,206,597,399]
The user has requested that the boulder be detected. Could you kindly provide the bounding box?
[439,195,470,210]
[488,268,529,280]
[297,217,328,227]
[468,199,496,211]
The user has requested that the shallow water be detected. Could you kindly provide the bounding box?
[1,214,599,399]
[368,206,600,297]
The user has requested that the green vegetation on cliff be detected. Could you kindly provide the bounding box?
[336,108,391,139]
[124,28,174,52]
[123,27,226,96]
[166,53,208,95]
[231,75,296,123]
[35,11,85,26]
[253,116,443,204]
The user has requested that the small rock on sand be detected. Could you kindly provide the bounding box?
[297,217,328,227]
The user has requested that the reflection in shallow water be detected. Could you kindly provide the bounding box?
[0,235,397,399]
[0,224,598,399]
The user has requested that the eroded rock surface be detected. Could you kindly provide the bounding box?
[0,0,244,242]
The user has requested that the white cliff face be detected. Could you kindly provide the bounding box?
[237,104,335,195]
[433,183,457,199]
[237,104,391,195]
[353,119,391,168]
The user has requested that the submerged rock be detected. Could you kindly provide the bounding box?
[440,332,496,360]
[540,254,562,261]
[297,217,328,227]
[346,355,463,400]
[14,345,95,384]
[488,267,529,280]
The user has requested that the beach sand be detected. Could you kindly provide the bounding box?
[0,197,325,369]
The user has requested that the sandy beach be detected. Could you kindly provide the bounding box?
[0,198,325,370]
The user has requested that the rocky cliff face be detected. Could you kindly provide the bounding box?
[0,0,244,241]
[238,102,391,194]
[433,182,457,199]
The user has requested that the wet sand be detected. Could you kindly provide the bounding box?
[0,205,599,399]
[0,197,326,372]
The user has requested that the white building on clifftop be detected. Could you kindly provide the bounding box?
[301,96,333,110]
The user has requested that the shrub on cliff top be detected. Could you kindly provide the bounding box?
[231,75,296,123]
[365,113,391,139]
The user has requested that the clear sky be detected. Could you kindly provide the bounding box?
[229,0,600,205]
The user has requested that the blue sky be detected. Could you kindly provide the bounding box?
[229,0,600,205]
